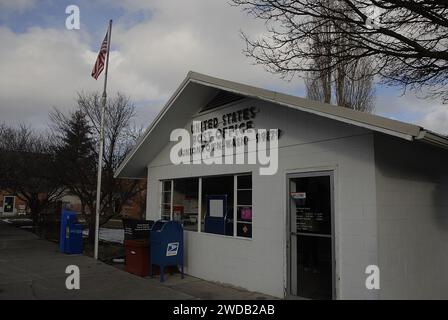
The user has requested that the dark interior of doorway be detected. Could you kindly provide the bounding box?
[292,175,332,300]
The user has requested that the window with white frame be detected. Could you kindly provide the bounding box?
[159,173,252,239]
[161,180,172,220]
[236,174,252,238]
[201,175,234,236]
[173,178,199,231]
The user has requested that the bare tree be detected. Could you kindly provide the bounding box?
[51,92,145,242]
[304,21,375,111]
[334,56,375,112]
[305,16,333,104]
[231,0,448,102]
[0,124,63,226]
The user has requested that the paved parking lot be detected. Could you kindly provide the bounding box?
[0,222,273,300]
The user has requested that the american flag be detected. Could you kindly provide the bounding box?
[91,31,109,80]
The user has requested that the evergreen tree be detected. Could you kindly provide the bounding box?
[53,110,97,241]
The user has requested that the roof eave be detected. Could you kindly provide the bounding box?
[189,77,416,141]
[416,130,448,149]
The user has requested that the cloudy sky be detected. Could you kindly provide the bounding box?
[0,0,447,134]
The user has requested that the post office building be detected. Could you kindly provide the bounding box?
[116,72,448,299]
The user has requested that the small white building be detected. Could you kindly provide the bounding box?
[116,72,448,299]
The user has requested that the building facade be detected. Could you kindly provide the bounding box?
[116,72,448,299]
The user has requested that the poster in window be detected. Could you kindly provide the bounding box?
[209,199,224,218]
[296,207,329,234]
[237,223,252,238]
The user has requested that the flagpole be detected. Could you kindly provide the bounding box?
[94,19,112,260]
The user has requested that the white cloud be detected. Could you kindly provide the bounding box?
[417,105,448,135]
[1,0,445,136]
[375,88,448,135]
[0,0,304,129]
[108,0,304,100]
[0,27,96,128]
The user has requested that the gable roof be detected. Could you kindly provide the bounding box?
[115,71,448,178]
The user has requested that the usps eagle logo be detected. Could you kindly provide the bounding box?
[166,242,179,256]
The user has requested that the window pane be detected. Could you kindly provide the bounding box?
[163,180,172,192]
[292,176,331,235]
[162,191,171,204]
[237,175,252,189]
[201,175,234,236]
[237,206,252,222]
[237,222,252,238]
[237,190,252,205]
[297,235,332,299]
[161,204,171,220]
[173,178,199,232]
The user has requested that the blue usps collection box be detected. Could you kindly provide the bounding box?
[149,220,184,282]
[59,209,83,254]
